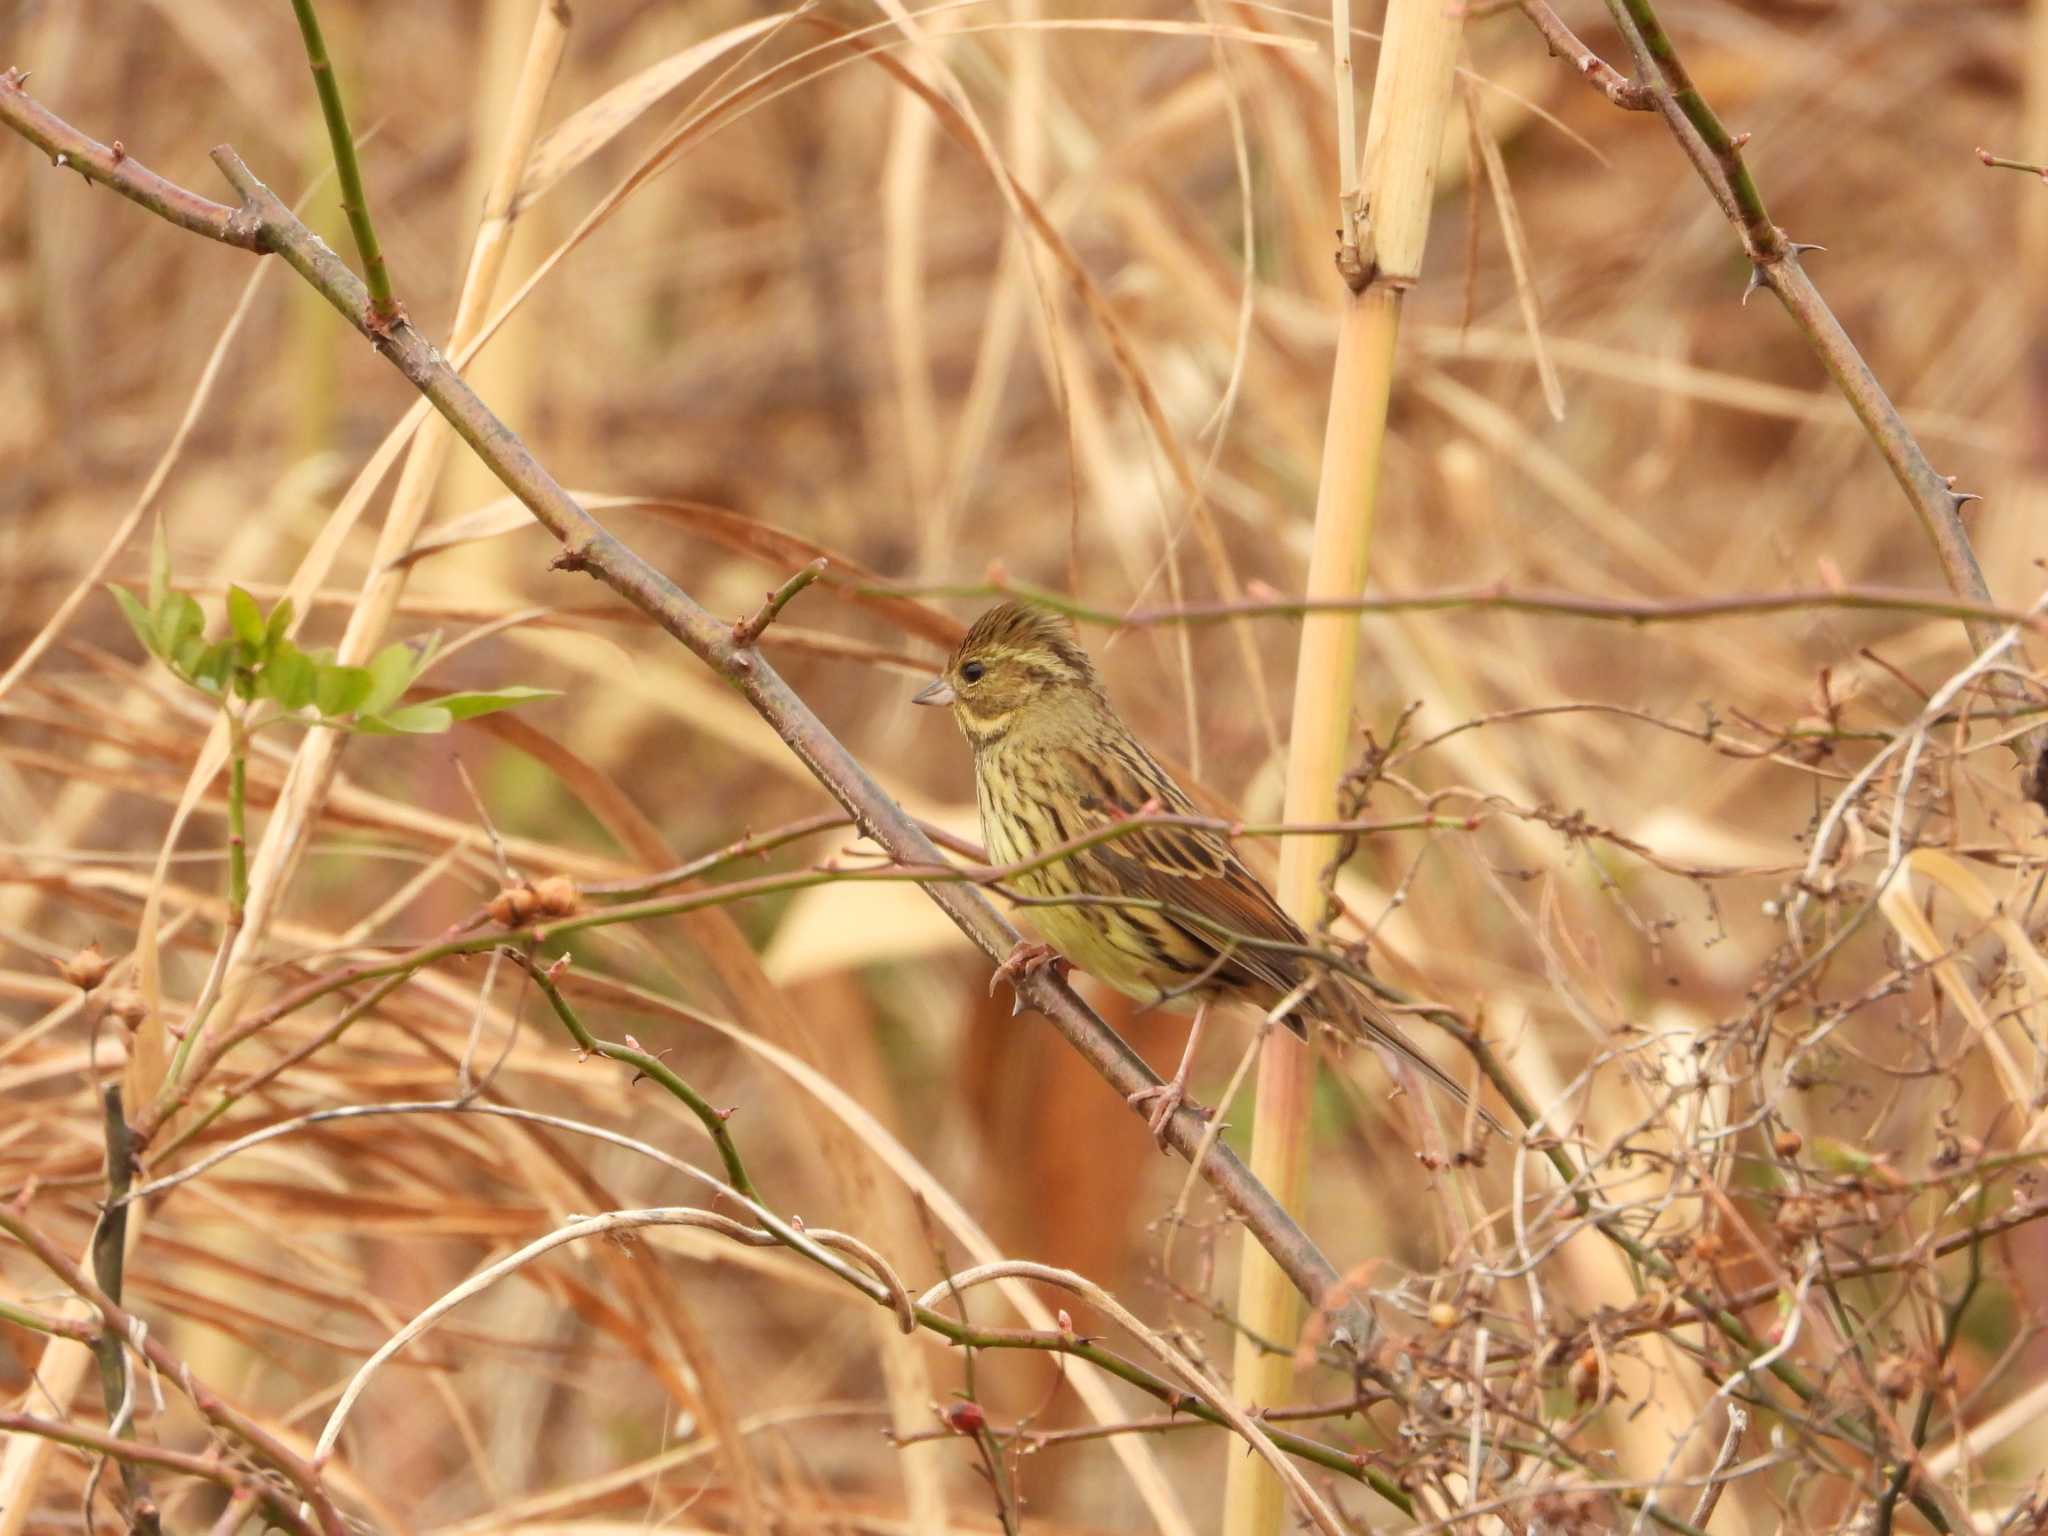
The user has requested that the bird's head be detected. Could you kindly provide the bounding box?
[913,601,1102,747]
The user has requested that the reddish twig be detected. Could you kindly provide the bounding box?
[1515,0,1653,109]
[1977,146,2048,182]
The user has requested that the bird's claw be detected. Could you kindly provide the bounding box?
[989,941,1069,1012]
[1127,1080,1209,1151]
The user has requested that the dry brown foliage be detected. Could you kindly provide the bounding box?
[3,1,2047,1533]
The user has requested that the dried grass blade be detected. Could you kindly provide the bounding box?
[513,13,795,213]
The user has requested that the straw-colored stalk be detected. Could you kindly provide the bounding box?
[1220,1,1463,1531]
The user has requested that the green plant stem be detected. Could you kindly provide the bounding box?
[1609,0,1778,258]
[502,948,762,1205]
[130,811,1473,1142]
[226,711,249,920]
[0,1299,96,1340]
[285,0,396,325]
[88,1086,150,1512]
[125,1093,1422,1505]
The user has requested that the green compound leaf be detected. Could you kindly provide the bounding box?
[154,592,204,663]
[360,642,422,719]
[265,596,296,648]
[227,585,267,652]
[314,663,374,718]
[427,686,560,721]
[260,645,318,711]
[355,703,455,735]
[148,518,171,614]
[108,586,158,657]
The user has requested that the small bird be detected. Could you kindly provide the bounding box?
[914,600,1477,1144]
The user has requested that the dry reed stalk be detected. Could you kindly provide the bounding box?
[1221,2,1465,1532]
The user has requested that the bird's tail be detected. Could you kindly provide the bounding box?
[1304,977,1508,1137]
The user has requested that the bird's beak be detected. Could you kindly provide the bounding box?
[912,676,956,708]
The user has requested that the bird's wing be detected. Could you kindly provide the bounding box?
[1052,740,1318,1006]
[1055,741,1503,1132]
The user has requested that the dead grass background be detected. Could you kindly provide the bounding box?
[2,0,2047,1531]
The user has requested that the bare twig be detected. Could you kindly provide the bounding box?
[1977,146,2048,181]
[732,557,829,648]
[1516,0,1653,109]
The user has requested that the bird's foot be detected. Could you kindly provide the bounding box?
[1126,1077,1209,1151]
[989,940,1069,1013]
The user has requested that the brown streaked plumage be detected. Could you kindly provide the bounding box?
[914,600,1478,1142]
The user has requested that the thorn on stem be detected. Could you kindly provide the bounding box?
[1942,473,1983,508]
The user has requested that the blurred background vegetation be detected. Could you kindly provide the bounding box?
[3,0,2047,1531]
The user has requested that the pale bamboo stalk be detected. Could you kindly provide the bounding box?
[1220,1,1465,1532]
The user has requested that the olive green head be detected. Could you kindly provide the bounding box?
[913,601,1102,746]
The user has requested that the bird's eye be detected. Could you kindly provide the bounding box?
[961,661,986,684]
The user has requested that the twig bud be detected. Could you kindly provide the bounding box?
[487,883,542,926]
[533,875,581,918]
[57,941,109,992]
